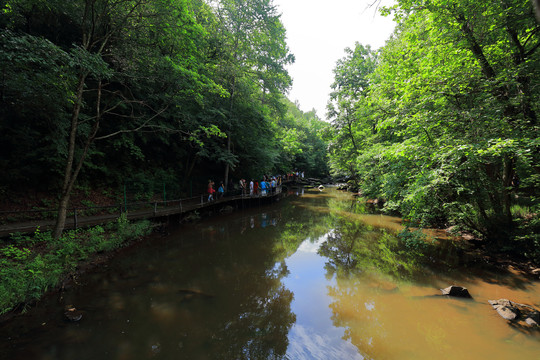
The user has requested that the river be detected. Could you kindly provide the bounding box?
[1,187,539,359]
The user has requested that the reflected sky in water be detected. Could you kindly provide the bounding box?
[283,234,364,360]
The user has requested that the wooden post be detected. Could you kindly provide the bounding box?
[153,202,157,216]
[73,208,78,230]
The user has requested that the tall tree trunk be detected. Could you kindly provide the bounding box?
[53,73,87,240]
[347,120,358,153]
[53,77,101,240]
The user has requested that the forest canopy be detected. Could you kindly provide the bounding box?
[0,0,329,236]
[326,0,539,258]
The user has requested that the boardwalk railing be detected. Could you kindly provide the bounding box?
[0,186,284,237]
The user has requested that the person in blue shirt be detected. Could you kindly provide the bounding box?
[217,182,224,199]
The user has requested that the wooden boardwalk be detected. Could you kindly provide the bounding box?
[0,189,285,238]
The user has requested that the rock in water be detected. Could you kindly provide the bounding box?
[440,285,473,298]
[488,299,520,321]
[525,312,539,326]
[64,305,83,322]
[488,299,540,327]
[219,205,234,213]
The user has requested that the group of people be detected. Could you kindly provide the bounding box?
[206,180,225,202]
[285,171,304,181]
[242,176,282,197]
[207,175,286,202]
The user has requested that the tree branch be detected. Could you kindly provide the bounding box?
[94,106,169,140]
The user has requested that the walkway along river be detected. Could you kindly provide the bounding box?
[0,185,286,238]
[0,187,539,359]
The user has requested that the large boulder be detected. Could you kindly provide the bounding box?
[440,285,473,299]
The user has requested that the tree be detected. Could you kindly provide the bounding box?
[209,0,293,186]
[327,0,539,246]
[2,0,223,239]
[327,43,378,178]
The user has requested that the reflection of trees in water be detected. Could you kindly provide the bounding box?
[36,215,298,360]
[273,195,334,258]
[318,222,363,279]
[317,217,423,281]
[170,221,297,359]
[316,217,426,358]
[229,293,295,358]
[201,198,337,359]
[200,193,336,358]
[317,200,537,359]
[317,214,470,284]
[209,261,296,359]
[326,276,394,360]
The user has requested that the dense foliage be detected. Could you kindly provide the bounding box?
[0,0,329,237]
[327,0,539,258]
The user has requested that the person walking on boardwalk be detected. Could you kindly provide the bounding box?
[249,179,254,196]
[239,178,246,196]
[217,182,224,199]
[208,180,215,202]
[254,180,259,196]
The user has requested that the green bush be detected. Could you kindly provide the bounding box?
[398,227,431,253]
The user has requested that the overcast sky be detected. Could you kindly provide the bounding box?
[273,0,396,120]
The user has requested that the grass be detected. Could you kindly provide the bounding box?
[0,214,153,316]
[511,204,533,219]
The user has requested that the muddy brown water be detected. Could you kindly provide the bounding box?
[0,187,539,359]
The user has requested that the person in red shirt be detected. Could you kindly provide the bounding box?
[207,180,215,201]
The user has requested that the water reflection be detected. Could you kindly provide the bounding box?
[282,235,364,360]
[0,210,298,360]
[312,190,540,359]
[1,188,539,360]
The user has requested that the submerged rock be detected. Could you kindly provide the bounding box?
[64,305,83,322]
[440,285,473,299]
[219,205,234,213]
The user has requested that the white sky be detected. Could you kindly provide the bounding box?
[273,0,396,120]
